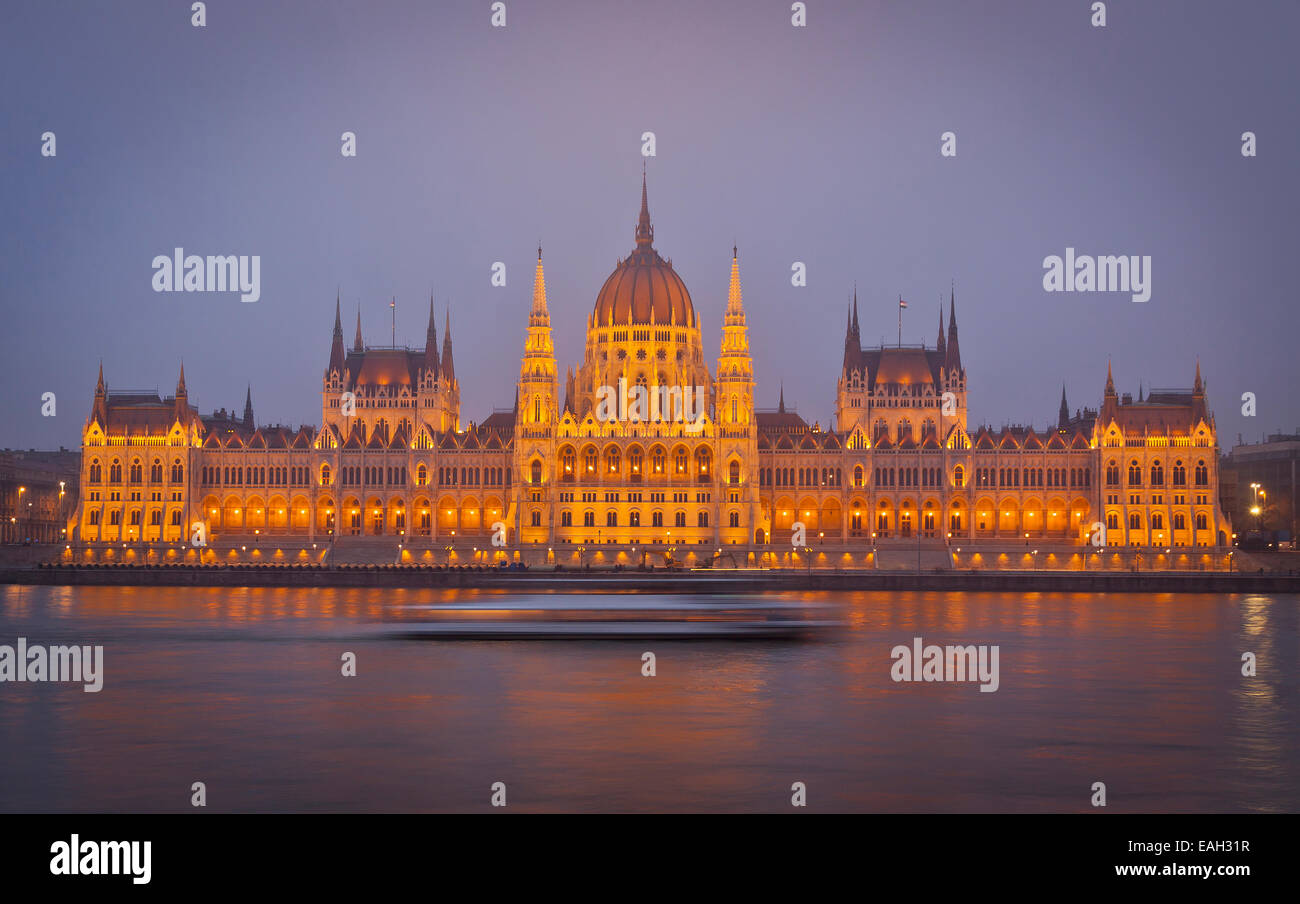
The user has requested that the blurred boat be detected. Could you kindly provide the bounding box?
[377,594,842,639]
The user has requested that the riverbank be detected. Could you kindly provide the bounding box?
[4,563,1299,594]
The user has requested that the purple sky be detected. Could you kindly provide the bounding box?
[2,0,1297,450]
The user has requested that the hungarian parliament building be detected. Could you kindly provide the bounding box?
[69,177,1231,562]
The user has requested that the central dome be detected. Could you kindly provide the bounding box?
[591,174,697,328]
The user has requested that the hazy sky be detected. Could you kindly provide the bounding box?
[2,0,1297,450]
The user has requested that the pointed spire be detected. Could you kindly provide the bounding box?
[91,361,108,425]
[1105,358,1116,396]
[1058,383,1069,429]
[177,361,187,396]
[851,286,860,337]
[424,294,440,376]
[441,309,455,382]
[1194,358,1204,394]
[329,295,346,373]
[936,300,947,358]
[1138,382,1145,403]
[725,245,744,319]
[635,164,654,250]
[531,245,550,324]
[353,307,363,352]
[243,385,254,428]
[778,382,786,414]
[945,286,961,372]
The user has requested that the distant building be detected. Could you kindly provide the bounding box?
[67,174,1232,551]
[1221,434,1300,541]
[0,449,80,544]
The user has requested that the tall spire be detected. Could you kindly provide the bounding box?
[177,361,187,397]
[725,245,745,320]
[851,286,860,337]
[1105,358,1116,397]
[353,307,363,352]
[243,385,254,429]
[936,300,947,358]
[441,309,455,382]
[1058,383,1069,429]
[635,164,654,250]
[778,382,786,414]
[91,361,108,425]
[424,294,440,376]
[329,294,346,374]
[945,287,961,372]
[531,244,550,325]
[1193,358,1204,395]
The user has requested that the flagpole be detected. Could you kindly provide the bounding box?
[391,296,396,347]
[898,295,902,347]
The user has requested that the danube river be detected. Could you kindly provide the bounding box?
[1,585,1296,813]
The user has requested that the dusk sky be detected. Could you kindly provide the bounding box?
[2,0,1297,449]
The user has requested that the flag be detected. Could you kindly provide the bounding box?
[899,298,908,309]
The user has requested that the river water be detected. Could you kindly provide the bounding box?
[0,584,1295,812]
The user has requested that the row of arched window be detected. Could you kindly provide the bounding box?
[973,467,1092,489]
[552,509,723,529]
[88,458,183,484]
[760,467,844,487]
[1106,511,1209,531]
[1105,460,1208,487]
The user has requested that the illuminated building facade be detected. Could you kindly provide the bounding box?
[68,177,1231,555]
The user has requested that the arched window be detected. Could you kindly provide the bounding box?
[320,464,331,486]
[630,511,641,527]
[584,447,598,474]
[109,460,122,483]
[560,447,576,479]
[416,464,427,486]
[1129,512,1141,530]
[729,461,740,485]
[1151,461,1164,486]
[89,460,102,483]
[530,459,543,485]
[953,465,964,488]
[129,460,143,483]
[150,459,163,482]
[1172,460,1186,486]
[651,447,666,474]
[606,511,618,527]
[170,459,184,483]
[1128,460,1142,486]
[1107,512,1119,530]
[1106,460,1119,486]
[697,511,709,528]
[1194,460,1208,486]
[729,511,739,528]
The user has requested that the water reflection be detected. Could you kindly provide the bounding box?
[0,585,1295,813]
